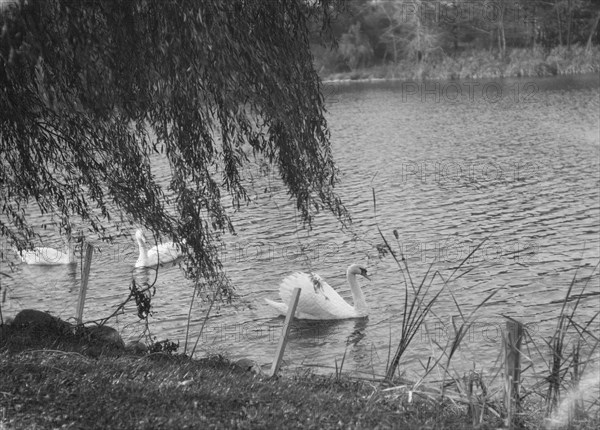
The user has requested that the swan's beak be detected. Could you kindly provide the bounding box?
[359,268,371,281]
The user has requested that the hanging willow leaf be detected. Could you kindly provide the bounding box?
[1,0,348,290]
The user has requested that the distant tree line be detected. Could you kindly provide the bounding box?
[312,0,600,72]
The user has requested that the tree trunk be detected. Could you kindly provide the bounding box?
[531,6,537,49]
[586,11,600,52]
[501,21,506,57]
[497,26,501,55]
[567,0,572,50]
[555,0,563,46]
[497,1,506,58]
[453,24,458,55]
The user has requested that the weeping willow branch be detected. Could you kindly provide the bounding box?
[1,0,349,293]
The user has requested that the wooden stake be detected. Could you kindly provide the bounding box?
[504,320,524,429]
[269,287,301,377]
[76,243,93,324]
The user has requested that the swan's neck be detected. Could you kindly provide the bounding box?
[347,272,367,313]
[136,236,148,259]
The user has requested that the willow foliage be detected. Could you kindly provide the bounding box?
[0,0,348,284]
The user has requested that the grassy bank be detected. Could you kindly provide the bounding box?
[0,350,506,430]
[1,256,598,429]
[319,45,600,82]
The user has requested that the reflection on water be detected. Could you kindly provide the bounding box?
[1,74,599,382]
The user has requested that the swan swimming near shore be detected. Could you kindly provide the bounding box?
[265,264,370,320]
[135,229,183,268]
[19,243,76,265]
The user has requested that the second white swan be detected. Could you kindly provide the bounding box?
[135,229,183,268]
[19,243,76,265]
[265,264,370,320]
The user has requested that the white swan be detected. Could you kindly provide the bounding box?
[19,242,76,265]
[265,264,370,320]
[134,229,183,268]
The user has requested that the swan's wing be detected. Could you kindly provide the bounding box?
[159,242,182,258]
[39,247,63,263]
[20,249,38,264]
[278,272,354,319]
[265,298,288,315]
[21,247,67,265]
[148,242,182,264]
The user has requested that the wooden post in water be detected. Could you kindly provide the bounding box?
[76,243,94,325]
[504,319,524,429]
[269,287,301,377]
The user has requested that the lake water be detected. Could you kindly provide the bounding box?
[2,73,599,383]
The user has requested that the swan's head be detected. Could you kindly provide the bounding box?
[347,264,370,281]
[135,229,147,244]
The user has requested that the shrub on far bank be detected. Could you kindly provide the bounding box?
[319,45,600,82]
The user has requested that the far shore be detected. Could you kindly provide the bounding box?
[318,45,600,84]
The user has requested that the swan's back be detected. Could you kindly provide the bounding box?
[278,272,357,319]
[20,247,74,265]
[135,229,182,268]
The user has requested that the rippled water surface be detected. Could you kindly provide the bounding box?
[2,74,599,381]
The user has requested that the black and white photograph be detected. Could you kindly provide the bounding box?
[1,1,599,428]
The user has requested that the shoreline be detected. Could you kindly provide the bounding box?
[2,348,597,429]
[318,45,600,84]
[0,350,531,429]
[322,69,600,84]
[2,308,598,429]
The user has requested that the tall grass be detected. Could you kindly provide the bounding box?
[377,232,504,425]
[533,262,599,428]
[373,255,599,428]
[372,189,496,385]
[370,189,599,428]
